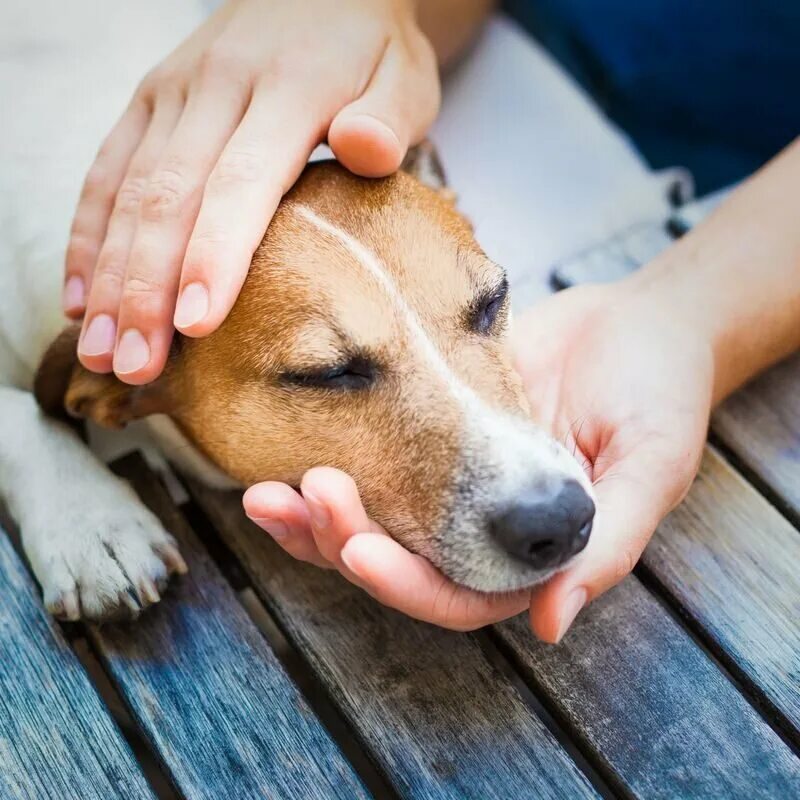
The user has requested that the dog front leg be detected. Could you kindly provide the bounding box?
[0,387,186,621]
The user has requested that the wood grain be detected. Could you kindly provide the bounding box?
[0,527,155,800]
[187,479,600,800]
[713,353,800,520]
[495,577,800,800]
[644,446,800,740]
[91,456,368,800]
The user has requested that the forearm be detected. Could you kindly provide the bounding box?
[625,138,800,405]
[414,0,496,67]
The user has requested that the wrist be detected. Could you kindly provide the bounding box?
[624,142,800,404]
[615,251,728,402]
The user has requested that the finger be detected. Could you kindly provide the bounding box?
[64,98,151,318]
[175,85,322,338]
[341,533,529,631]
[329,36,440,177]
[78,94,183,373]
[244,482,332,569]
[528,461,665,644]
[299,467,383,572]
[111,72,251,384]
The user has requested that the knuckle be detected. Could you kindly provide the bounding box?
[188,228,228,252]
[95,247,127,280]
[125,274,164,299]
[199,45,253,84]
[137,69,164,101]
[253,52,293,88]
[430,583,464,629]
[140,64,183,95]
[185,233,220,262]
[65,232,97,266]
[93,261,125,296]
[121,275,168,321]
[183,231,231,272]
[82,161,112,199]
[140,168,191,222]
[614,548,639,583]
[211,147,267,185]
[407,29,437,71]
[114,176,148,215]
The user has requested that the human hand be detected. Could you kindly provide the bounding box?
[67,0,439,385]
[509,282,714,640]
[243,280,715,639]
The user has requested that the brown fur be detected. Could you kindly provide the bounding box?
[36,161,526,563]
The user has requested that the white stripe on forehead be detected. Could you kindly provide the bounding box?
[290,203,591,499]
[293,202,472,405]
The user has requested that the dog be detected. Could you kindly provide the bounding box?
[1,0,594,622]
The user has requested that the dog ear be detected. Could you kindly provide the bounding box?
[34,324,171,429]
[401,140,455,200]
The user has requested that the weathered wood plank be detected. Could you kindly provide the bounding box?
[495,577,800,800]
[91,456,368,800]
[187,479,600,800]
[713,354,800,520]
[0,527,155,800]
[644,446,800,740]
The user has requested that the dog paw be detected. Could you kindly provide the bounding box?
[24,487,187,622]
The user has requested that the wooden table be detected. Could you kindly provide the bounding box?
[1,197,799,799]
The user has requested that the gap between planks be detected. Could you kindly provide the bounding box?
[0,505,170,800]
[178,496,399,800]
[182,492,605,800]
[633,559,800,758]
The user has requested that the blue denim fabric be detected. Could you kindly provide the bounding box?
[503,0,799,193]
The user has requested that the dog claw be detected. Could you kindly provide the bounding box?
[139,577,160,604]
[47,590,81,622]
[120,589,142,617]
[62,590,81,621]
[159,542,188,575]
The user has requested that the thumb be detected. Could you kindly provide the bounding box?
[529,457,668,644]
[329,37,440,177]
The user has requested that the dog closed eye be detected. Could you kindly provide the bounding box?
[281,355,378,391]
[469,276,509,335]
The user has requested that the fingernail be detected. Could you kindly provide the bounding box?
[174,282,209,329]
[555,587,587,643]
[250,517,289,541]
[340,545,360,576]
[114,328,150,374]
[80,313,116,356]
[351,113,401,148]
[303,490,331,530]
[63,275,85,312]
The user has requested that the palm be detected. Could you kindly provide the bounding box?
[510,284,713,638]
[514,285,711,484]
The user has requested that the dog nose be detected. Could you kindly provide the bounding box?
[490,480,595,569]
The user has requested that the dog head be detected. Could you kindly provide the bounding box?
[37,154,593,592]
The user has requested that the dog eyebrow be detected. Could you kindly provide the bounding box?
[290,203,462,390]
[474,274,509,305]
